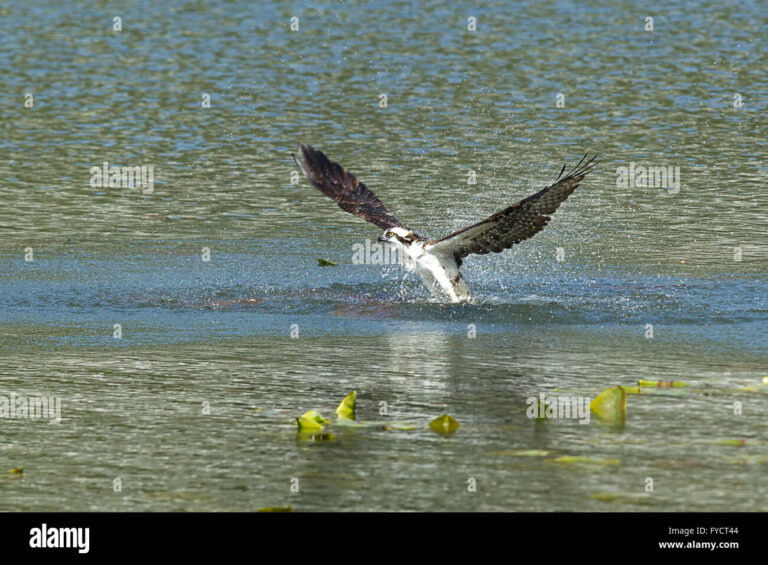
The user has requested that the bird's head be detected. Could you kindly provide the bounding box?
[378,226,417,245]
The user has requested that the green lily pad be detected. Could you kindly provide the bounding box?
[257,506,293,512]
[711,439,750,446]
[336,391,356,420]
[296,410,328,431]
[638,379,688,388]
[590,386,627,422]
[317,259,337,266]
[429,414,460,435]
[546,456,620,466]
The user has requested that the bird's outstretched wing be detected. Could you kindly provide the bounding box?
[427,154,598,260]
[292,143,403,230]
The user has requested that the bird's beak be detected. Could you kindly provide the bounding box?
[377,234,387,242]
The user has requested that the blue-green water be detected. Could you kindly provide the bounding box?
[0,1,766,511]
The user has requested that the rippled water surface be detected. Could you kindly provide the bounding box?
[0,1,766,511]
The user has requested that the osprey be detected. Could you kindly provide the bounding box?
[293,143,597,303]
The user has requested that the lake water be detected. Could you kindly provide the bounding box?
[0,0,766,511]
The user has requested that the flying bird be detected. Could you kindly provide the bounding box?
[292,143,597,303]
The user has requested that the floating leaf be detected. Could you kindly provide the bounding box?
[712,439,749,446]
[744,377,768,392]
[317,258,337,267]
[335,391,356,420]
[8,468,23,476]
[381,424,418,431]
[257,506,293,512]
[296,410,328,431]
[590,386,627,421]
[638,379,688,388]
[547,456,620,466]
[591,492,653,505]
[491,450,554,457]
[297,432,336,443]
[429,414,460,434]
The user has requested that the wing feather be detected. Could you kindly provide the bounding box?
[292,143,403,230]
[427,154,597,259]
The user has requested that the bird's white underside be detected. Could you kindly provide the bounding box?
[386,228,473,303]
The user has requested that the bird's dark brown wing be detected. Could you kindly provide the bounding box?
[292,143,403,230]
[427,154,597,260]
